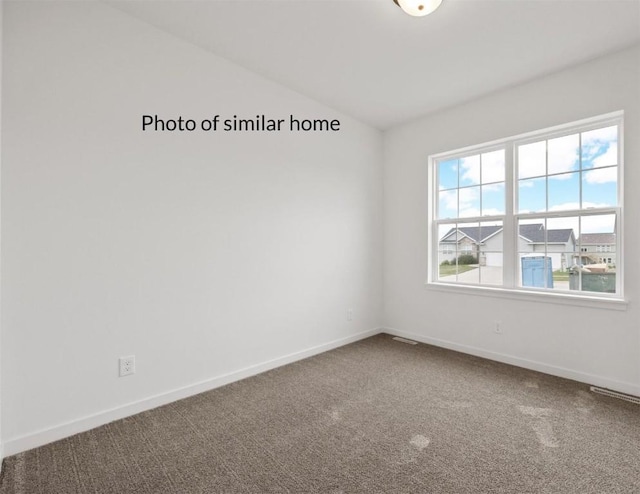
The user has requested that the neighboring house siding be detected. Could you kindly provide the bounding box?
[439,224,576,269]
[578,233,616,265]
[517,236,532,254]
[528,243,574,271]
[483,233,503,267]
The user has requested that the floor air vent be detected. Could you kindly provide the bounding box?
[590,386,640,405]
[392,336,418,345]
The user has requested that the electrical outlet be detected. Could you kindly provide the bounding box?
[119,355,136,377]
[347,309,353,321]
[494,321,503,335]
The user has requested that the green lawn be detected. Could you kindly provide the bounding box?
[553,270,570,281]
[439,264,477,277]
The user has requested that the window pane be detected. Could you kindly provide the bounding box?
[439,251,457,277]
[583,171,617,208]
[546,216,578,291]
[438,189,457,219]
[438,221,505,286]
[458,186,480,218]
[517,217,578,291]
[438,159,458,190]
[438,222,457,251]
[459,155,480,186]
[481,150,505,184]
[548,172,579,211]
[548,134,579,175]
[518,141,546,179]
[581,213,616,236]
[457,222,480,284]
[458,263,479,284]
[573,214,617,294]
[517,217,569,290]
[438,223,459,281]
[478,221,503,286]
[482,183,504,216]
[518,177,545,213]
[582,125,618,169]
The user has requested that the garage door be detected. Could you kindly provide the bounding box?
[484,252,503,267]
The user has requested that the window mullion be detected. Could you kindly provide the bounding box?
[503,142,516,288]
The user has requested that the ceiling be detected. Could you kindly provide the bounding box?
[107,0,640,129]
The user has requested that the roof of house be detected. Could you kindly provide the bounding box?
[578,233,616,244]
[441,223,574,244]
[519,225,574,244]
[440,225,502,244]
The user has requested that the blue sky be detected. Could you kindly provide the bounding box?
[437,125,618,234]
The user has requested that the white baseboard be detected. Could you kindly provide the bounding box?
[383,327,640,398]
[3,328,383,457]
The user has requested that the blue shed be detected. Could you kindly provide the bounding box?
[521,256,553,288]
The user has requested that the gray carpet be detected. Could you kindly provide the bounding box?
[1,333,639,493]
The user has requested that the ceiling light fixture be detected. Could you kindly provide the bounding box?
[393,0,442,17]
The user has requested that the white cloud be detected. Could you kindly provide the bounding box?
[519,135,580,178]
[458,187,480,217]
[591,146,617,169]
[582,125,618,169]
[542,212,615,235]
[439,189,457,213]
[582,125,617,149]
[480,208,504,217]
[580,213,616,234]
[458,187,479,217]
[459,207,480,218]
[482,183,504,192]
[459,155,480,185]
[459,150,505,185]
[548,202,580,212]
[518,180,536,188]
[544,216,579,234]
[548,134,579,175]
[584,167,617,184]
[518,141,546,179]
[481,150,505,183]
[547,201,611,212]
[581,201,612,209]
[459,187,478,202]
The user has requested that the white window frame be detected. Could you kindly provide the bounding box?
[426,111,626,310]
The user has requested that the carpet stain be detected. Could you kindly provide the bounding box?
[517,406,559,448]
[517,405,550,419]
[330,410,341,421]
[410,434,430,450]
[573,390,595,412]
[395,435,431,464]
[523,380,539,389]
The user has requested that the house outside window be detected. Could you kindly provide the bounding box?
[429,112,622,299]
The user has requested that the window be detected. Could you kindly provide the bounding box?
[429,112,622,299]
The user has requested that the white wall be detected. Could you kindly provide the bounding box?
[0,0,4,467]
[383,45,640,396]
[1,2,383,454]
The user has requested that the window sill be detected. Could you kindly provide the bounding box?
[425,281,628,311]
